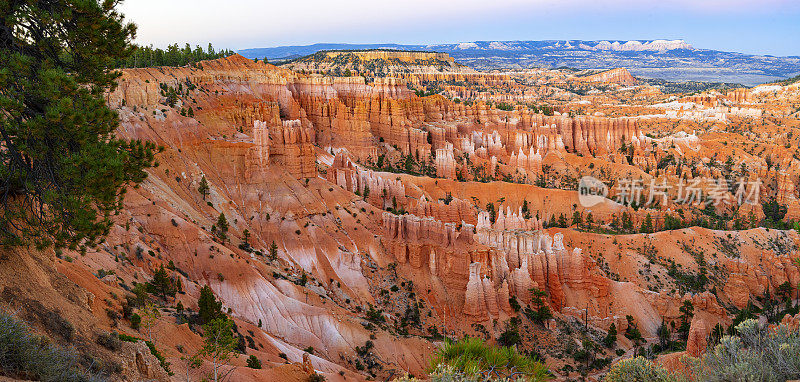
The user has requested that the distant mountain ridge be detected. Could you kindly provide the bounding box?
[238,40,800,86]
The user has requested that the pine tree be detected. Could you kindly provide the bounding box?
[486,203,496,223]
[657,321,671,349]
[198,175,210,200]
[214,213,228,243]
[0,0,158,248]
[622,212,634,232]
[198,285,223,324]
[678,300,694,341]
[603,323,617,348]
[269,241,278,260]
[242,229,250,247]
[165,86,178,107]
[150,265,176,300]
[640,213,654,233]
[572,211,583,228]
[521,200,531,219]
[525,288,552,324]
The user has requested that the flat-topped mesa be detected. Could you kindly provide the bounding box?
[284,50,513,87]
[107,54,291,109]
[322,50,455,64]
[284,50,462,78]
[579,68,638,86]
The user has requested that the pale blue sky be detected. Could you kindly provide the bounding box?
[120,0,800,56]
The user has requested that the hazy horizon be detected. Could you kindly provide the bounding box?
[121,0,800,57]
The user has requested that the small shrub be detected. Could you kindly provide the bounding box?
[96,331,122,351]
[246,354,262,369]
[0,311,101,381]
[604,356,672,382]
[430,337,549,381]
[130,313,141,330]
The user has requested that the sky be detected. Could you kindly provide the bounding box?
[120,0,800,57]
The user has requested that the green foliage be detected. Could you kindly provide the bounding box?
[0,310,105,381]
[572,211,582,227]
[697,319,800,381]
[607,318,800,382]
[678,300,694,340]
[495,102,515,111]
[268,240,279,260]
[624,315,644,344]
[508,297,521,312]
[241,229,251,249]
[622,212,634,232]
[212,213,229,243]
[117,332,139,343]
[486,203,497,223]
[132,282,149,307]
[197,318,239,381]
[198,175,210,200]
[0,0,158,249]
[116,43,235,68]
[130,313,141,330]
[149,265,177,300]
[365,304,385,324]
[774,73,800,86]
[762,199,788,223]
[524,288,552,324]
[246,354,262,369]
[604,356,676,382]
[429,337,550,381]
[497,319,521,347]
[198,285,223,324]
[604,323,618,348]
[144,340,172,375]
[640,214,654,234]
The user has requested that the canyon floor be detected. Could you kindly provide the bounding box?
[3,50,800,381]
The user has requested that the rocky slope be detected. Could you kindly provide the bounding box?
[4,52,800,381]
